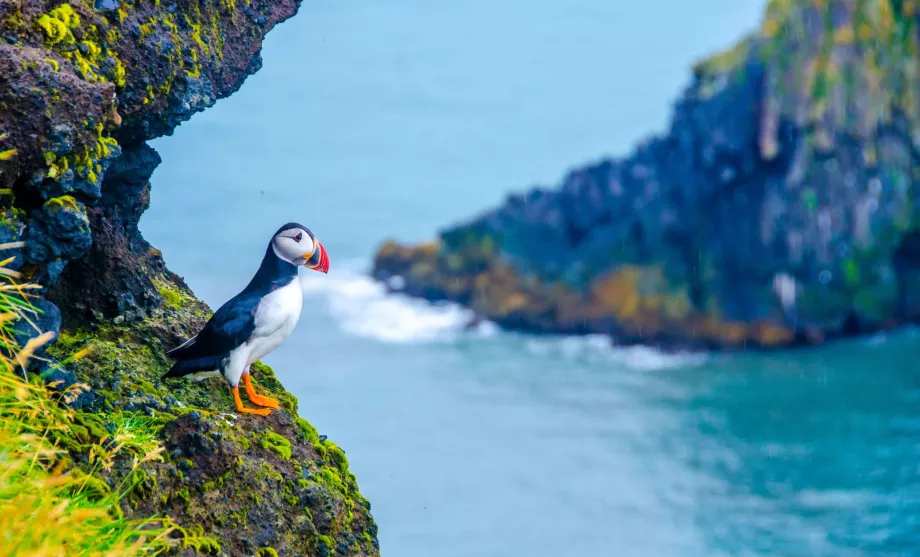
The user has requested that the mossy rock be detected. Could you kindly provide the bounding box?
[42,279,379,556]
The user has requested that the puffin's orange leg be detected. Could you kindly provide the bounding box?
[232,386,271,416]
[243,374,281,410]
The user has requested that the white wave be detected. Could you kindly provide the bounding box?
[301,261,705,370]
[523,334,707,371]
[299,266,495,344]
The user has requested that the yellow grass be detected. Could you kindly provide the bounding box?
[0,244,174,556]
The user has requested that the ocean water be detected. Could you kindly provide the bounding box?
[141,1,920,555]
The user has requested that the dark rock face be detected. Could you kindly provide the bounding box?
[48,142,167,324]
[0,0,304,323]
[10,295,61,374]
[0,0,298,316]
[1,1,381,555]
[23,196,93,269]
[147,409,377,557]
[373,1,920,350]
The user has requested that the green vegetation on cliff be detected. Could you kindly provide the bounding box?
[0,249,171,555]
[0,362,175,556]
[41,291,378,556]
[0,252,378,554]
[2,1,379,553]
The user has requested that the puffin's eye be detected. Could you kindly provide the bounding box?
[294,233,303,242]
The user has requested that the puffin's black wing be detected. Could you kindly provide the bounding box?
[162,293,260,379]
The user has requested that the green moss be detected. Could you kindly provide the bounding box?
[296,417,320,445]
[257,548,279,557]
[260,430,292,461]
[325,441,349,471]
[259,462,282,483]
[202,468,234,492]
[156,281,184,309]
[126,467,158,500]
[237,434,251,450]
[48,328,165,406]
[93,124,119,159]
[174,524,222,555]
[44,195,79,213]
[41,124,121,189]
[112,58,126,87]
[317,534,335,552]
[71,411,108,440]
[316,468,345,494]
[36,4,79,46]
[224,509,248,528]
[175,486,191,503]
[32,272,376,552]
[138,21,154,37]
[35,4,125,88]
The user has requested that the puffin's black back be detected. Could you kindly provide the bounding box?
[163,226,303,379]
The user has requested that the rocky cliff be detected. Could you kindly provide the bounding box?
[373,0,920,350]
[1,0,379,555]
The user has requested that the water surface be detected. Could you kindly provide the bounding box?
[143,1,920,555]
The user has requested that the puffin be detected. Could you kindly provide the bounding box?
[163,223,329,416]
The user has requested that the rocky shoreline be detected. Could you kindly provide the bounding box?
[372,0,920,351]
[1,0,378,554]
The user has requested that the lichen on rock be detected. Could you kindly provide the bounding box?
[1,0,300,295]
[1,0,305,317]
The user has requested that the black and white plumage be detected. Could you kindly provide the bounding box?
[163,222,329,415]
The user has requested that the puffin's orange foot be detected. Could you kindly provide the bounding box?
[232,387,272,416]
[243,374,282,410]
[250,393,281,410]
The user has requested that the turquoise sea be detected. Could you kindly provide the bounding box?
[141,1,920,555]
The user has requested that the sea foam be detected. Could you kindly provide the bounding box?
[299,264,496,344]
[300,262,705,370]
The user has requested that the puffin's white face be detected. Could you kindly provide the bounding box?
[271,227,330,273]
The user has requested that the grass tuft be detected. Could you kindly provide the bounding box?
[0,244,175,555]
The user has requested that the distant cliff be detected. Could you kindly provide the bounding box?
[1,1,379,555]
[373,0,920,350]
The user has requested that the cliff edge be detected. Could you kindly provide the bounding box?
[0,1,379,555]
[373,0,920,350]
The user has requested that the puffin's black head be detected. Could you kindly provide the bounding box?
[270,222,329,273]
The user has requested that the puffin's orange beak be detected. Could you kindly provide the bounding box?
[305,241,329,274]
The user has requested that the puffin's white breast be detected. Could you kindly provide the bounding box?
[247,279,303,364]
